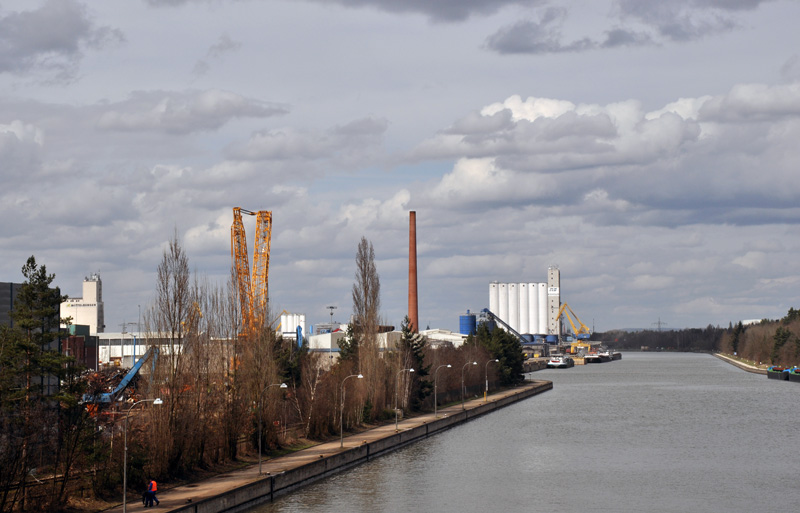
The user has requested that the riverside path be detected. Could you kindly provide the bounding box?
[102,379,552,513]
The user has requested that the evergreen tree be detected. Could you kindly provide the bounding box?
[399,316,431,411]
[0,256,89,511]
[338,323,359,363]
[472,322,525,386]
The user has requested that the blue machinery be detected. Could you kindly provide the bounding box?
[83,346,159,404]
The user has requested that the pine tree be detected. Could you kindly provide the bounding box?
[399,316,431,411]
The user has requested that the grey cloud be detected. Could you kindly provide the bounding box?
[0,0,123,79]
[446,109,515,135]
[294,0,542,23]
[143,0,541,22]
[698,83,800,122]
[780,55,800,83]
[615,0,745,41]
[0,122,43,182]
[601,28,653,48]
[485,8,595,54]
[228,116,388,162]
[95,89,288,134]
[192,34,241,78]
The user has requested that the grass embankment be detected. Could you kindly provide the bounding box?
[716,352,769,370]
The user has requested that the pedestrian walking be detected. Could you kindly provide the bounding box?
[145,478,159,507]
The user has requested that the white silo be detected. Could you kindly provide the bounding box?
[528,283,539,335]
[508,283,519,333]
[538,283,547,335]
[498,283,509,328]
[489,282,499,315]
[519,283,529,334]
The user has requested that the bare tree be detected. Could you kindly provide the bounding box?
[351,237,386,418]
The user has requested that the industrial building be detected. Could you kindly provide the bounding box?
[0,281,23,328]
[60,273,105,335]
[488,266,562,339]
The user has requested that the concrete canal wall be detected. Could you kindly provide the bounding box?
[168,381,552,513]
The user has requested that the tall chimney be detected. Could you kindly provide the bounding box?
[408,211,419,333]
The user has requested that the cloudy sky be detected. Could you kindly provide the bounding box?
[2,0,799,334]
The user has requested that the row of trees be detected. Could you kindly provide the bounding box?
[595,308,800,367]
[0,236,524,512]
[718,308,800,366]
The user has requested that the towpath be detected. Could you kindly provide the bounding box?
[713,352,767,374]
[103,380,548,513]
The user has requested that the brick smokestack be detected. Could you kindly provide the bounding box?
[408,211,419,333]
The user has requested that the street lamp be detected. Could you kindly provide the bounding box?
[340,374,363,448]
[123,398,163,513]
[461,361,477,410]
[394,368,414,431]
[485,359,499,401]
[434,364,451,418]
[258,383,288,475]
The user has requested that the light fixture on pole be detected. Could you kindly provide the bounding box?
[394,368,414,431]
[259,383,288,475]
[434,364,451,418]
[340,374,363,448]
[123,398,163,513]
[461,361,477,410]
[485,359,499,401]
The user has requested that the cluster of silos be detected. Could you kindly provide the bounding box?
[489,282,549,335]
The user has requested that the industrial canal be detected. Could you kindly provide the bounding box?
[250,352,800,513]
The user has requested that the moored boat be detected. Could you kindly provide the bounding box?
[546,355,574,368]
[767,366,790,380]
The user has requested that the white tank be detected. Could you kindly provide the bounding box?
[519,283,529,334]
[498,283,509,330]
[538,283,547,335]
[508,283,519,333]
[528,283,539,335]
[489,282,499,315]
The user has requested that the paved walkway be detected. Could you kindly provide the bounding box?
[713,352,767,374]
[105,381,546,513]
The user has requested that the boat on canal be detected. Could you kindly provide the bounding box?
[767,366,790,380]
[547,355,574,368]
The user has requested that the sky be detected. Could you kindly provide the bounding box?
[2,0,800,334]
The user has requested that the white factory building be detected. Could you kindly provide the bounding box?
[60,273,105,335]
[489,266,561,337]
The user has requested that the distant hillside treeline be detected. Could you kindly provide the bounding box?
[594,308,800,366]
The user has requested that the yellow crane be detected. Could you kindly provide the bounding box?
[231,207,272,331]
[557,302,592,340]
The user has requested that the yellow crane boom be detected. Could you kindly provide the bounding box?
[557,302,591,338]
[231,207,272,331]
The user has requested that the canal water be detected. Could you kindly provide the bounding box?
[250,352,800,513]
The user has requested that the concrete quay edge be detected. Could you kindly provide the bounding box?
[106,380,552,513]
[712,352,767,375]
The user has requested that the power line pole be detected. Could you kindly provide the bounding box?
[652,318,668,331]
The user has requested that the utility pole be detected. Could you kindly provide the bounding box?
[327,306,337,363]
[652,318,668,332]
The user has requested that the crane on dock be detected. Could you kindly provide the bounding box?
[231,207,272,332]
[557,302,591,340]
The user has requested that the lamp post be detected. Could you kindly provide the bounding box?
[394,368,414,431]
[340,374,363,448]
[434,364,451,418]
[123,398,163,513]
[259,383,288,475]
[485,359,499,401]
[461,361,477,410]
